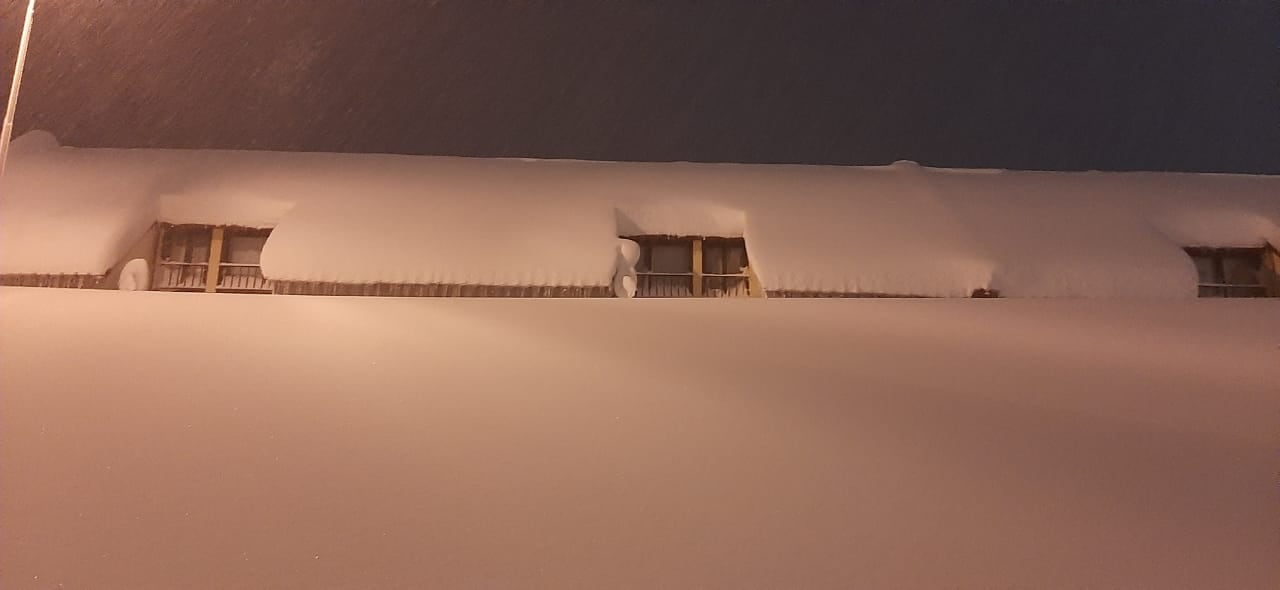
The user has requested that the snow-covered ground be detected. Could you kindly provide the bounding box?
[1,288,1278,588]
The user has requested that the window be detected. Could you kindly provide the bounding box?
[627,235,754,297]
[154,224,272,293]
[633,236,694,297]
[1184,247,1267,298]
[701,237,751,297]
[155,225,213,290]
[218,227,272,292]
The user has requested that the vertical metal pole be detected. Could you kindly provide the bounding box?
[0,0,38,182]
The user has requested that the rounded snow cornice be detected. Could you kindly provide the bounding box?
[9,130,60,155]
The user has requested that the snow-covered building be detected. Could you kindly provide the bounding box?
[1,130,1277,298]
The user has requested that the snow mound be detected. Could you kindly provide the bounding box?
[260,187,618,286]
[7,129,59,155]
[0,146,158,274]
[159,194,294,228]
[612,238,640,297]
[116,258,150,291]
[614,200,746,238]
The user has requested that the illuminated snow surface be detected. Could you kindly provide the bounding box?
[1,288,1278,588]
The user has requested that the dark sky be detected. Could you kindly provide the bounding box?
[2,0,1277,173]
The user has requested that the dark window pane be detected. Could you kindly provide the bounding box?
[724,243,748,274]
[1190,255,1218,284]
[162,227,211,263]
[224,232,268,264]
[703,238,748,275]
[1222,253,1262,286]
[703,243,724,274]
[634,245,652,273]
[650,243,692,273]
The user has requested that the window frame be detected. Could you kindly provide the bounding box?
[1183,246,1268,298]
[153,224,273,293]
[623,234,755,298]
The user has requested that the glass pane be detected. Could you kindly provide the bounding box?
[702,239,748,275]
[159,233,180,262]
[703,243,724,275]
[634,245,651,273]
[723,243,748,274]
[162,228,211,263]
[225,234,267,264]
[189,242,209,264]
[1190,255,1217,284]
[649,243,692,273]
[1221,253,1261,286]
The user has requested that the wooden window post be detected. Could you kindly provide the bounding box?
[205,226,224,292]
[746,265,764,298]
[691,237,704,297]
[1265,242,1280,297]
[151,224,168,291]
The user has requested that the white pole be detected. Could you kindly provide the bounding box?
[0,0,38,181]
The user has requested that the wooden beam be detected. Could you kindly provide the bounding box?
[151,223,168,291]
[1264,242,1280,297]
[691,238,703,297]
[745,265,766,298]
[205,226,223,293]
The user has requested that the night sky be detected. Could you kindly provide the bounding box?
[2,0,1277,173]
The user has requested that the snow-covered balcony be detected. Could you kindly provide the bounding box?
[153,224,272,293]
[630,235,757,298]
[152,262,269,292]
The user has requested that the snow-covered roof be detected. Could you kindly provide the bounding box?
[2,131,1278,297]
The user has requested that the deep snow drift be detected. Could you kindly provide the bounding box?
[1,288,1278,589]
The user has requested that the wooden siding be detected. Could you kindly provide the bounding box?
[0,274,105,289]
[272,281,612,298]
[766,290,934,299]
[766,289,1003,298]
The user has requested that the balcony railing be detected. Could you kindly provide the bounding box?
[218,263,271,292]
[636,273,694,297]
[702,274,750,297]
[154,262,270,292]
[635,272,751,298]
[154,262,208,291]
[1197,283,1267,298]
